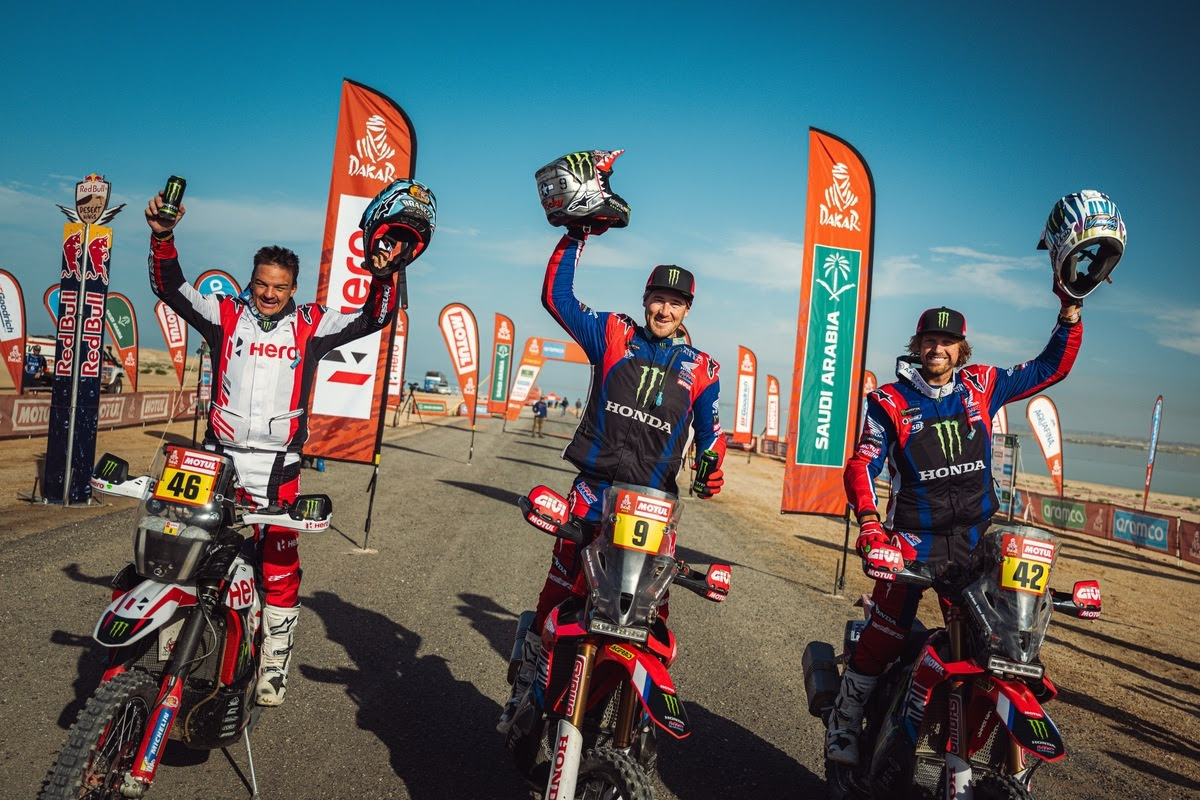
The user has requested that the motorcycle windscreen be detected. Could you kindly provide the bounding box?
[582,483,681,628]
[964,526,1059,664]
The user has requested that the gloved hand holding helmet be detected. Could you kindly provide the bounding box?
[360,179,437,308]
[1038,189,1126,302]
[534,149,631,235]
[856,518,905,581]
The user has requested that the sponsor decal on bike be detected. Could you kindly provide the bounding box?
[566,654,585,716]
[140,705,176,773]
[609,644,635,661]
[547,733,572,800]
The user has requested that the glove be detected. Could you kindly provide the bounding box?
[1052,274,1082,310]
[696,467,723,499]
[856,519,904,580]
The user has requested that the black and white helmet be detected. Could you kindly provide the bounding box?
[534,150,630,230]
[1037,190,1126,300]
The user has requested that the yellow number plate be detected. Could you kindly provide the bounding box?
[999,534,1055,596]
[610,489,675,554]
[153,466,216,507]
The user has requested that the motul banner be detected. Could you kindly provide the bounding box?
[154,300,189,386]
[386,309,409,409]
[1026,395,1064,497]
[765,374,780,441]
[992,404,1009,435]
[733,346,756,444]
[438,303,479,427]
[104,292,138,392]
[488,313,516,416]
[505,336,588,420]
[782,128,875,514]
[0,269,26,392]
[1143,395,1163,511]
[44,285,60,328]
[307,78,416,464]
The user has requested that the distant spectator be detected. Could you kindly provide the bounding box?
[532,398,548,437]
[574,398,581,417]
[23,344,50,390]
[560,397,568,415]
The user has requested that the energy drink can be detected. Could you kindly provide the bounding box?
[692,448,719,495]
[159,175,187,222]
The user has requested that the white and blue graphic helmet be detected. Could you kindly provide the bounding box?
[1037,190,1126,300]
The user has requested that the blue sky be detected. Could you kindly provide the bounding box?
[2,3,1197,445]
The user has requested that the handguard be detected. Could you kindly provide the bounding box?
[517,485,583,544]
[675,561,731,603]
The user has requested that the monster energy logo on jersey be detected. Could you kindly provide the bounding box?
[637,366,668,406]
[931,419,962,459]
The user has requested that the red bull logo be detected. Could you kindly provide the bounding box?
[86,234,111,282]
[62,232,84,280]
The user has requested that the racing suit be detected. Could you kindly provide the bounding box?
[843,318,1081,674]
[533,233,726,630]
[149,235,396,607]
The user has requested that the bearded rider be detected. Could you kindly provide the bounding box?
[498,150,727,733]
[146,178,434,706]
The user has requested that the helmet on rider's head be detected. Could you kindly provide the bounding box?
[1037,190,1126,301]
[534,150,630,230]
[359,179,437,268]
[644,264,695,305]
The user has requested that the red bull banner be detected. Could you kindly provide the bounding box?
[782,128,875,514]
[765,374,780,441]
[1026,395,1064,497]
[154,300,189,386]
[307,78,416,464]
[733,346,756,445]
[104,292,138,393]
[505,336,588,420]
[44,285,60,328]
[386,309,409,409]
[488,313,516,416]
[0,269,26,391]
[992,404,1009,435]
[438,303,479,427]
[1144,395,1163,511]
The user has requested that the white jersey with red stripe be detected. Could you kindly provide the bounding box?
[149,236,396,452]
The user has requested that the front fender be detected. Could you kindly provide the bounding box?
[94,579,197,648]
[988,678,1065,762]
[593,643,690,740]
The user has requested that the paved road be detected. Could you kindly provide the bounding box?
[6,414,831,799]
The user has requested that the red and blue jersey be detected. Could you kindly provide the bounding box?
[845,319,1081,534]
[542,235,724,513]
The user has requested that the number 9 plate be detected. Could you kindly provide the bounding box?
[611,489,674,554]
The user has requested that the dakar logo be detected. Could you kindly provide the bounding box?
[636,366,667,406]
[348,114,398,183]
[819,163,861,231]
[931,419,962,460]
[816,250,855,301]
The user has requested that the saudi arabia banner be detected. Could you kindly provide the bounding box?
[782,129,875,514]
[488,313,515,416]
[104,292,138,392]
[1026,395,1064,497]
[0,270,26,392]
[308,78,417,464]
[733,346,756,446]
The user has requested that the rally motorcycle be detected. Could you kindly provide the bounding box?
[40,445,332,800]
[803,524,1101,800]
[506,483,731,799]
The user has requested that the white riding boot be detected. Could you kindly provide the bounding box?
[257,604,299,707]
[825,667,879,765]
[497,629,543,734]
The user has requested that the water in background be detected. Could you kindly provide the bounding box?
[1018,440,1199,498]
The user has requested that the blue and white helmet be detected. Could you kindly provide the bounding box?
[534,150,630,230]
[360,179,436,267]
[1037,190,1126,300]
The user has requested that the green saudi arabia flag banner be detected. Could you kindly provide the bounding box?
[795,244,861,468]
[491,343,511,403]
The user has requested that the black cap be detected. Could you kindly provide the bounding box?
[645,264,695,303]
[916,306,967,338]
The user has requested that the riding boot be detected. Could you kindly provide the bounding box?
[497,629,543,734]
[257,604,299,707]
[825,667,879,765]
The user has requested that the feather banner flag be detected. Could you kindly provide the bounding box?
[1026,395,1064,497]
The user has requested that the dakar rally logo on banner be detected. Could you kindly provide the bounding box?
[733,346,756,444]
[765,374,780,441]
[1026,395,1064,497]
[438,303,480,426]
[783,129,874,515]
[488,313,515,415]
[154,300,189,386]
[0,270,26,391]
[308,78,417,463]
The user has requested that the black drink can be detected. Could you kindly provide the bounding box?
[692,448,719,495]
[159,175,187,222]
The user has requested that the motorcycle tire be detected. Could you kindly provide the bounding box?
[970,773,1035,800]
[39,670,159,800]
[574,746,654,800]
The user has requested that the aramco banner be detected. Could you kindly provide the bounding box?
[104,292,138,392]
[992,404,1009,435]
[1144,395,1163,510]
[439,303,479,427]
[154,300,189,386]
[765,374,780,441]
[386,309,409,409]
[782,128,875,514]
[1026,395,1064,497]
[194,269,240,298]
[733,346,756,445]
[0,270,26,391]
[308,78,416,463]
[488,313,516,416]
[505,336,588,421]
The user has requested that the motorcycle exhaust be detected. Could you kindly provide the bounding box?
[802,641,841,718]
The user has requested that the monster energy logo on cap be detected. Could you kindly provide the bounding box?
[938,310,949,327]
[645,264,695,302]
[916,306,966,338]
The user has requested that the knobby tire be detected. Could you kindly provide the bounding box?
[40,670,159,800]
[575,746,654,800]
[970,773,1037,800]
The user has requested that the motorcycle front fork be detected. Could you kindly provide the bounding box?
[545,642,598,800]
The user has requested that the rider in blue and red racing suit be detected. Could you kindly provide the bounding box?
[498,230,726,732]
[146,193,396,706]
[824,301,1083,765]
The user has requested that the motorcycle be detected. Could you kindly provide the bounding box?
[505,483,732,799]
[803,523,1102,800]
[40,445,332,800]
